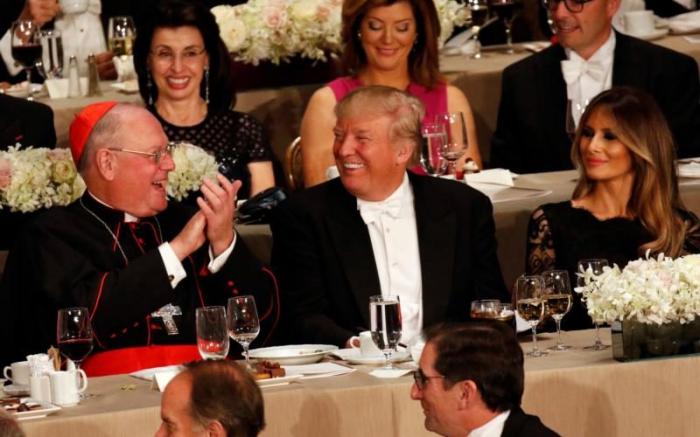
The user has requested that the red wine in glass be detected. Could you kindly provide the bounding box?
[57,307,94,367]
[58,338,94,363]
[11,44,42,68]
[471,5,489,27]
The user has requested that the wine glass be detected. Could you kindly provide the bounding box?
[468,0,490,59]
[514,275,547,357]
[420,122,447,176]
[227,296,260,369]
[39,29,63,79]
[56,307,94,369]
[196,306,230,360]
[470,299,500,319]
[577,259,610,351]
[488,0,523,54]
[542,270,573,351]
[11,20,42,100]
[108,16,135,82]
[434,112,469,177]
[369,295,402,369]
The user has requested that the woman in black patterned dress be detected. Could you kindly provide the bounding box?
[526,87,700,330]
[133,0,275,199]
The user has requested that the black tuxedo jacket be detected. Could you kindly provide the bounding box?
[501,408,561,437]
[0,94,56,149]
[490,32,700,173]
[270,173,509,346]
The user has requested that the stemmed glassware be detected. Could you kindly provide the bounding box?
[370,295,402,369]
[542,270,573,351]
[577,259,610,351]
[196,306,230,360]
[108,16,136,82]
[467,0,490,59]
[434,112,469,177]
[56,307,94,369]
[514,275,547,357]
[11,19,42,100]
[488,0,523,54]
[39,29,63,79]
[227,296,260,369]
[420,122,447,176]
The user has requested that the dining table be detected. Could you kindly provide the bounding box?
[15,328,700,437]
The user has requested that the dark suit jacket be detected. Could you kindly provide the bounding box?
[490,32,700,173]
[270,173,509,346]
[501,408,561,437]
[0,94,56,149]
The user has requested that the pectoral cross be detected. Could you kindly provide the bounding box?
[151,304,182,335]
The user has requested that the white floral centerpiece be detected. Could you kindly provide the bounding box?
[0,145,86,213]
[167,142,219,201]
[576,252,700,326]
[211,0,468,65]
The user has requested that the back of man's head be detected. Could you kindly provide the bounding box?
[0,409,25,437]
[185,360,265,437]
[425,320,524,413]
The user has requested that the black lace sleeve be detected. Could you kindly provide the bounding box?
[526,207,556,275]
[235,112,273,162]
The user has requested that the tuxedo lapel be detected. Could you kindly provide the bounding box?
[536,45,570,160]
[324,182,380,328]
[410,174,457,325]
[612,32,646,88]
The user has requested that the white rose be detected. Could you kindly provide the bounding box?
[219,16,247,51]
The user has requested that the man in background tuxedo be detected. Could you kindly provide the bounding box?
[411,321,560,437]
[490,0,700,173]
[0,94,55,149]
[271,86,508,348]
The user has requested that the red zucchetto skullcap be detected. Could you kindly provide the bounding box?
[69,101,118,164]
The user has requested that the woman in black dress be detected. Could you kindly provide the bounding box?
[526,87,700,330]
[133,0,275,199]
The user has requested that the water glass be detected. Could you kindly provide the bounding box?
[227,296,260,369]
[420,122,447,176]
[577,259,610,351]
[514,275,547,357]
[196,306,230,360]
[542,270,573,351]
[40,30,63,79]
[434,112,469,177]
[370,295,402,369]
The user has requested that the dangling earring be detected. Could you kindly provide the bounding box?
[357,31,362,40]
[147,70,154,106]
[204,67,210,105]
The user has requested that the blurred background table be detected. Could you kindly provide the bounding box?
[19,329,700,437]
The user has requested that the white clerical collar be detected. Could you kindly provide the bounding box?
[468,410,511,437]
[566,30,616,64]
[87,191,139,223]
[356,173,412,216]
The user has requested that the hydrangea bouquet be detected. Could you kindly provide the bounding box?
[0,146,86,213]
[211,0,468,65]
[167,142,219,201]
[575,252,700,325]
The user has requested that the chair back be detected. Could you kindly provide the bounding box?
[284,136,304,191]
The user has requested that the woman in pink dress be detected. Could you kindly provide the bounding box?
[300,0,482,187]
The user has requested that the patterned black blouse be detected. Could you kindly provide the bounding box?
[150,107,273,199]
[526,201,700,330]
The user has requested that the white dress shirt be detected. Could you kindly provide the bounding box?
[357,173,423,344]
[561,31,616,127]
[469,410,511,437]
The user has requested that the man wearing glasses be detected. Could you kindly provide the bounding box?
[411,321,559,437]
[490,0,700,173]
[0,102,279,369]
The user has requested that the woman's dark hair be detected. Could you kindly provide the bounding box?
[133,0,235,112]
[340,0,442,88]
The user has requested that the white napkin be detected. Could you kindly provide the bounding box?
[464,168,515,197]
[369,368,412,379]
[678,161,700,178]
[26,354,54,376]
[669,11,700,34]
[284,362,355,379]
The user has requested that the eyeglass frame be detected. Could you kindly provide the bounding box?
[149,47,207,66]
[107,142,175,164]
[542,0,594,13]
[412,368,445,390]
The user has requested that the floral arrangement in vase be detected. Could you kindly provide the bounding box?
[211,0,468,65]
[167,142,219,201]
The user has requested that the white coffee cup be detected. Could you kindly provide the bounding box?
[3,361,30,387]
[60,0,89,15]
[49,369,88,407]
[623,10,655,36]
[351,331,383,356]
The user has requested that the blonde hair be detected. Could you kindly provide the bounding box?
[571,87,689,256]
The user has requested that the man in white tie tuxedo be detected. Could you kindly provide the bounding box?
[271,86,509,348]
[490,0,700,173]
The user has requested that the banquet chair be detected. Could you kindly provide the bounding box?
[284,136,304,191]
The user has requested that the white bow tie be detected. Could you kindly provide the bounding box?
[358,198,402,225]
[561,58,606,86]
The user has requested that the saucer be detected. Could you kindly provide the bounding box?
[627,27,669,41]
[3,384,30,396]
[331,348,411,365]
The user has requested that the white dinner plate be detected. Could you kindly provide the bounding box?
[331,348,411,365]
[248,344,338,365]
[2,398,61,421]
[3,384,30,396]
